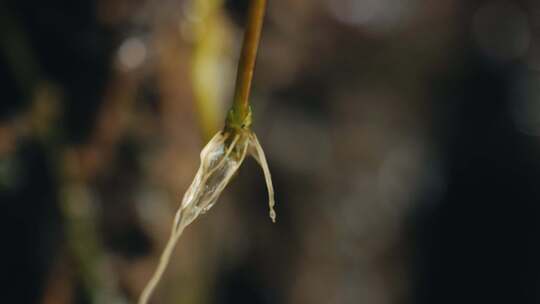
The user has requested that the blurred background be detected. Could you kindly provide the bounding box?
[2,0,540,303]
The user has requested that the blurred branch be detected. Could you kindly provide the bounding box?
[0,4,40,96]
[191,0,229,140]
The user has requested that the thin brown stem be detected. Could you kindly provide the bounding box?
[230,0,267,125]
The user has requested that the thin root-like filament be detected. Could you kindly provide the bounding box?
[137,224,185,304]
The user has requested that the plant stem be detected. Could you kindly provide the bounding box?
[230,0,267,126]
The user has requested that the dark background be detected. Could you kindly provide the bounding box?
[1,0,540,303]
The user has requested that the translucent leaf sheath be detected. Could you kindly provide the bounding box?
[248,133,276,222]
[138,129,275,304]
[174,131,248,231]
